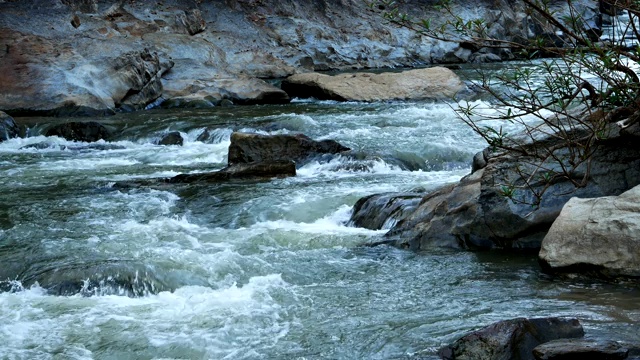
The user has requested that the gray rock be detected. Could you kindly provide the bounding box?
[227,132,350,167]
[539,185,640,278]
[439,317,584,360]
[281,68,466,102]
[0,111,19,142]
[533,339,629,360]
[175,9,205,36]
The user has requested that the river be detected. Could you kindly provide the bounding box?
[1,96,639,359]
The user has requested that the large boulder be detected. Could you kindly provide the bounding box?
[439,317,584,360]
[0,111,19,142]
[350,122,640,250]
[539,185,640,278]
[228,132,350,167]
[347,192,425,231]
[281,67,466,102]
[45,121,112,142]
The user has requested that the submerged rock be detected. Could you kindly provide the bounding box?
[0,111,19,142]
[439,317,584,360]
[539,185,640,278]
[532,339,629,360]
[158,131,184,146]
[45,121,113,142]
[281,67,466,102]
[167,161,296,183]
[228,132,350,167]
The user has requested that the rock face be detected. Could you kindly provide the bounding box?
[539,185,640,278]
[45,121,112,142]
[439,317,585,360]
[350,124,640,250]
[0,0,600,115]
[227,132,350,167]
[0,111,19,142]
[281,67,466,102]
[532,339,629,360]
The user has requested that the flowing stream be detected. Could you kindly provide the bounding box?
[1,96,639,359]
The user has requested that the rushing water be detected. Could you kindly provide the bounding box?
[1,99,639,359]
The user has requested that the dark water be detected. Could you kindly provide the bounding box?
[1,100,638,359]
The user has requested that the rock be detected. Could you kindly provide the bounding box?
[227,132,350,167]
[45,121,112,142]
[439,317,584,360]
[158,131,184,146]
[533,339,629,360]
[281,67,466,102]
[347,192,425,231]
[539,185,640,278]
[353,120,640,251]
[166,161,296,184]
[0,111,19,142]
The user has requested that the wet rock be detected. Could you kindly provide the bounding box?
[45,121,112,142]
[228,132,350,167]
[158,131,184,146]
[533,339,629,360]
[0,111,19,142]
[364,122,640,251]
[348,192,425,230]
[71,14,81,29]
[439,317,584,360]
[167,160,296,184]
[281,67,466,102]
[539,185,640,278]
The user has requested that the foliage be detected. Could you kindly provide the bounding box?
[368,0,640,209]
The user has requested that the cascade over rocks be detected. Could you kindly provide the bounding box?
[439,317,585,360]
[45,121,112,142]
[539,185,640,278]
[350,124,640,251]
[228,132,350,167]
[0,0,601,115]
[281,67,466,102]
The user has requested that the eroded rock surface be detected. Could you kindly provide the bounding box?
[45,121,112,142]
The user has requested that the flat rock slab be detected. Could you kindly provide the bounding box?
[166,161,296,183]
[533,339,629,360]
[281,67,466,102]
